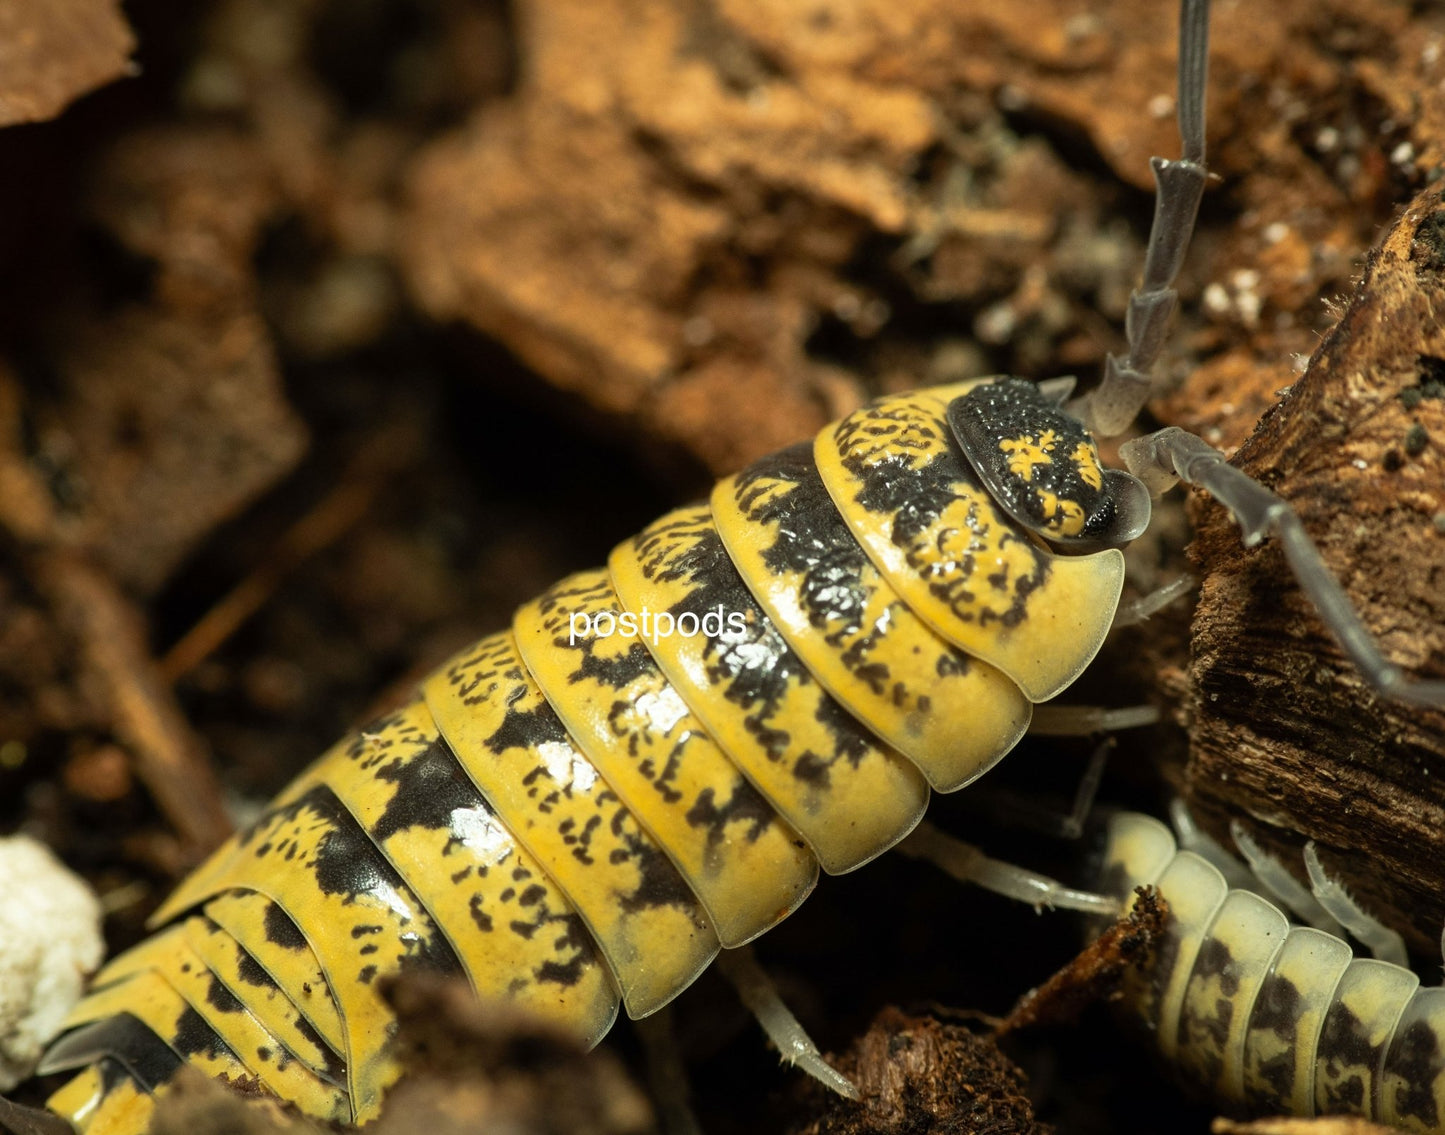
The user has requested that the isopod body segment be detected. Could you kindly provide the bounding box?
[34,379,1128,1133]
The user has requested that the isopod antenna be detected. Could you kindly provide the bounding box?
[1079,0,1210,438]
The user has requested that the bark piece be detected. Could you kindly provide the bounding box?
[1183,183,1445,954]
[401,0,1445,475]
[1000,887,1167,1036]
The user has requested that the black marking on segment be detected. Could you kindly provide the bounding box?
[236,973,347,1083]
[683,784,776,855]
[250,787,462,977]
[208,918,349,1079]
[534,958,585,986]
[616,835,704,913]
[369,736,497,845]
[293,1016,345,1081]
[172,1006,239,1065]
[450,635,516,705]
[1192,937,1242,999]
[1178,936,1236,1085]
[1245,973,1305,1104]
[484,698,572,756]
[534,575,656,692]
[735,442,977,691]
[38,1016,183,1090]
[507,894,596,979]
[534,915,597,987]
[632,513,876,785]
[832,405,1047,629]
[532,574,780,850]
[225,928,274,988]
[332,710,606,992]
[204,974,246,1016]
[575,640,656,692]
[1317,1000,1374,1112]
[344,707,426,773]
[948,378,1116,540]
[469,659,702,917]
[739,444,874,635]
[262,901,309,952]
[344,707,604,982]
[264,789,370,896]
[1384,1015,1443,1128]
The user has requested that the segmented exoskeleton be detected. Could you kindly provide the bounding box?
[1100,811,1445,1132]
[12,1,1445,1133]
[33,377,1136,1134]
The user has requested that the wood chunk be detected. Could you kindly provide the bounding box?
[1184,184,1445,954]
[1000,887,1168,1036]
[0,0,134,127]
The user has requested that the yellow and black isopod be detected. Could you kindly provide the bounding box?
[25,356,1444,1133]
[32,376,1138,1133]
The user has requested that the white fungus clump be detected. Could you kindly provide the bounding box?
[0,834,105,1089]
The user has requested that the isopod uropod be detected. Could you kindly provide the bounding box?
[8,1,1445,1134]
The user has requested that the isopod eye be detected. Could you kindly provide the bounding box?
[947,377,1151,552]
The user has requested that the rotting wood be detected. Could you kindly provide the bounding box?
[1184,184,1445,955]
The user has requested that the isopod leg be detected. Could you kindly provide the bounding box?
[1167,800,1256,890]
[1303,842,1408,966]
[969,738,1113,841]
[1120,426,1445,709]
[1028,704,1159,735]
[714,946,859,1101]
[898,822,1118,915]
[1227,820,1342,934]
[1107,574,1195,630]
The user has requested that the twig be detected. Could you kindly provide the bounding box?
[159,471,380,684]
[37,551,233,856]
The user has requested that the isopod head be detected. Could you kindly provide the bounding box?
[948,378,1152,553]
